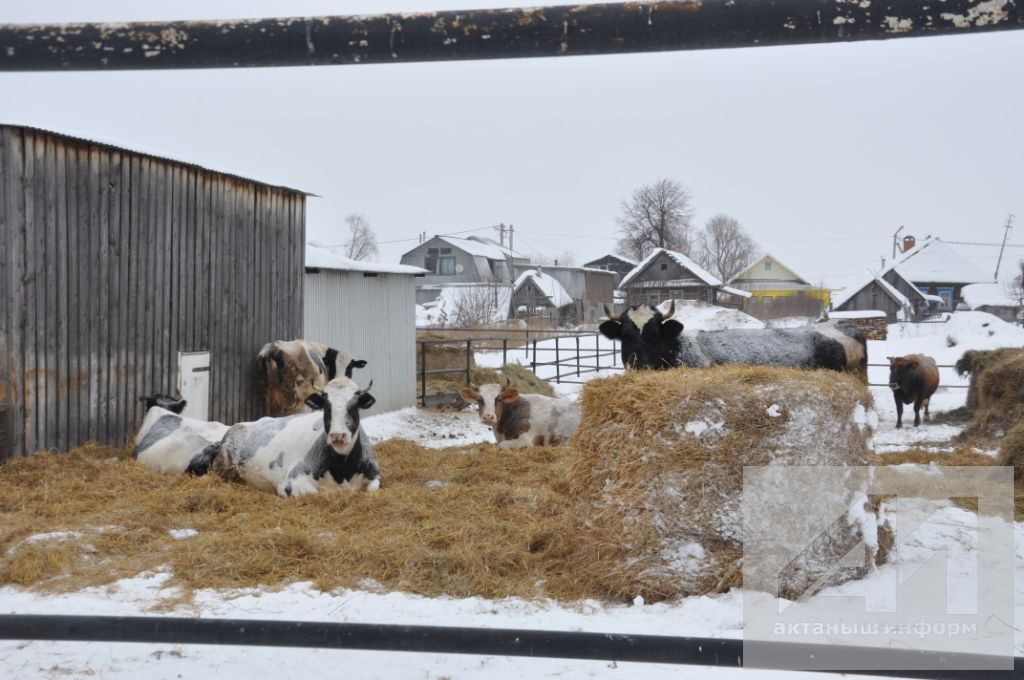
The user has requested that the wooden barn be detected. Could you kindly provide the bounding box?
[0,124,307,459]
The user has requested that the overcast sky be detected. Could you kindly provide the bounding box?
[3,0,1023,291]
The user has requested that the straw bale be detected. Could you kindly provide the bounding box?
[568,365,879,601]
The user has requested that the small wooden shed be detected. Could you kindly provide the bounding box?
[0,124,307,458]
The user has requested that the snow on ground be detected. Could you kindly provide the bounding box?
[362,407,493,448]
[2,311,1023,678]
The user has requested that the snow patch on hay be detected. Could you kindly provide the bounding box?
[570,365,882,601]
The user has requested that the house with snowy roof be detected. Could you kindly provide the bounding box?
[511,268,578,325]
[832,237,993,321]
[728,254,831,311]
[400,234,530,304]
[583,253,637,286]
[617,248,752,308]
[889,236,993,310]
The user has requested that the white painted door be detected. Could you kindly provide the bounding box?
[177,351,211,420]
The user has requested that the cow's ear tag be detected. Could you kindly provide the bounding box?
[305,393,329,410]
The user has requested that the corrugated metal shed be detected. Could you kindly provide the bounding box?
[303,245,423,414]
[0,124,307,458]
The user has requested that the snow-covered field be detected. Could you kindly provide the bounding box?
[2,309,1023,679]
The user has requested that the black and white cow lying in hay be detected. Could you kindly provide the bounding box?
[257,339,368,417]
[460,382,581,448]
[213,377,380,497]
[599,301,867,375]
[132,395,228,476]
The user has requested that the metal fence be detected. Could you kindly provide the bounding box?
[866,363,968,390]
[416,331,621,405]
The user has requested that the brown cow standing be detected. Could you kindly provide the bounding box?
[887,354,940,428]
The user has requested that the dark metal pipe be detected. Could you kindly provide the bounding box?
[0,614,1020,678]
[1,0,1022,72]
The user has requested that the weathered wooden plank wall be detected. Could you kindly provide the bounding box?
[0,125,305,458]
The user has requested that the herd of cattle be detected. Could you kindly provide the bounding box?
[130,302,941,497]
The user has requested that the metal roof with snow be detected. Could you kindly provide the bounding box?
[306,244,427,274]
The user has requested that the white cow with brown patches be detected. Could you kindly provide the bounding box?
[460,383,581,448]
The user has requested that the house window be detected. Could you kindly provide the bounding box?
[762,296,773,304]
[660,263,668,271]
[438,256,456,275]
[426,247,457,275]
[647,292,661,306]
[765,260,772,271]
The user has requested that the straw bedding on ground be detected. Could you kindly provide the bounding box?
[0,441,582,602]
[4,362,1012,605]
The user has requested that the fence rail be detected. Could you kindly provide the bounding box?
[0,614,1019,678]
[866,363,968,389]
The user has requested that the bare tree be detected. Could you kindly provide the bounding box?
[695,214,760,282]
[1004,260,1024,317]
[343,213,379,261]
[615,178,695,261]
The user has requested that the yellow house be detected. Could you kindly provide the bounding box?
[729,254,831,308]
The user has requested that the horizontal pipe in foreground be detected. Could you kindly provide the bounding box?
[1,0,1022,72]
[0,614,1020,678]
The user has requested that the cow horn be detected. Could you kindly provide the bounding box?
[662,300,675,319]
[603,303,618,321]
[363,379,374,393]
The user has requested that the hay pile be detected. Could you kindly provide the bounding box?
[955,348,1024,477]
[0,441,580,602]
[569,365,880,601]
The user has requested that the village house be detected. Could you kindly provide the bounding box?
[582,253,637,287]
[832,237,991,321]
[729,254,831,317]
[512,264,617,324]
[400,235,529,305]
[617,248,752,308]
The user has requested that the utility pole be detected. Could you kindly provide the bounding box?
[509,223,514,252]
[995,213,1015,280]
[496,222,505,246]
[892,225,904,260]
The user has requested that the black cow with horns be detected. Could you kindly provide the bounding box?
[599,301,867,375]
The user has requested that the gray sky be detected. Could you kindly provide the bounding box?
[3,0,1023,291]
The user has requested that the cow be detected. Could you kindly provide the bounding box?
[132,395,228,476]
[257,340,367,417]
[213,376,380,497]
[598,301,867,376]
[887,354,940,428]
[460,382,581,448]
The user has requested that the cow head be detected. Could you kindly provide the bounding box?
[598,301,683,369]
[140,394,187,414]
[304,377,376,455]
[887,356,919,393]
[461,382,520,427]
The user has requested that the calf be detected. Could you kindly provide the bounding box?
[888,354,940,428]
[256,339,367,417]
[132,395,228,475]
[599,301,867,376]
[460,383,581,448]
[214,377,380,496]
